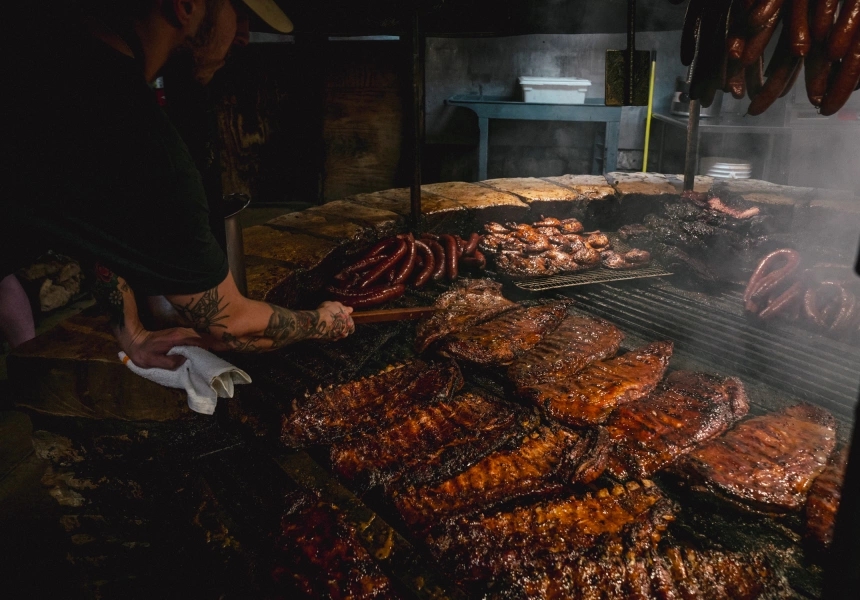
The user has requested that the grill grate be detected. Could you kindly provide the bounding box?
[505,234,673,291]
[565,281,860,420]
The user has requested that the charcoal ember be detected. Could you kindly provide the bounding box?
[271,493,400,599]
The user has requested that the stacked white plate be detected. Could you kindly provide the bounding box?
[701,157,752,179]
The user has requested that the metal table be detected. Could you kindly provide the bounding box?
[652,112,793,182]
[446,95,622,179]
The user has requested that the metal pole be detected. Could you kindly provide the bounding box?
[409,8,424,229]
[683,100,701,191]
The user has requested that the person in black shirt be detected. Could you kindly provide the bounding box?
[4,0,354,367]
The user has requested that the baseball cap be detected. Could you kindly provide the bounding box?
[241,0,293,33]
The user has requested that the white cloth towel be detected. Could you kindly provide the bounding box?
[119,346,252,415]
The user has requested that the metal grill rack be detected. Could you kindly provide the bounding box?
[506,234,673,292]
[565,280,860,421]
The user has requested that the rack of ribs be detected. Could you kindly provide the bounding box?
[519,341,673,427]
[604,371,750,480]
[676,404,837,514]
[415,279,519,352]
[439,300,572,366]
[805,446,849,549]
[271,495,399,599]
[331,391,537,492]
[391,424,609,533]
[507,315,625,390]
[280,360,463,448]
[426,479,676,586]
[491,544,788,600]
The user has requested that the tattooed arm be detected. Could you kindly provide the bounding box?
[92,263,205,369]
[165,271,355,352]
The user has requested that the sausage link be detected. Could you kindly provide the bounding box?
[392,234,417,285]
[728,35,746,61]
[357,239,407,288]
[741,11,782,66]
[460,249,487,270]
[832,290,858,330]
[748,43,802,115]
[439,234,459,280]
[804,281,843,327]
[744,249,801,309]
[749,0,787,30]
[464,232,481,256]
[805,43,834,106]
[333,253,387,282]
[758,280,804,319]
[812,0,841,41]
[327,284,406,309]
[827,0,860,60]
[728,66,747,98]
[364,237,399,258]
[788,0,812,56]
[412,240,435,288]
[745,56,765,99]
[779,57,804,97]
[427,239,447,281]
[682,0,705,66]
[820,31,860,115]
[419,232,440,241]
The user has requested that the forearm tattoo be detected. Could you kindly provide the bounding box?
[264,305,320,349]
[92,263,128,330]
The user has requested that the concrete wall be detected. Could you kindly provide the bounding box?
[424,31,687,181]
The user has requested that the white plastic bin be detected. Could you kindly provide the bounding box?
[518,76,592,104]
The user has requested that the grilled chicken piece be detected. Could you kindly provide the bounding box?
[281,360,463,447]
[624,248,651,264]
[521,342,673,426]
[572,245,601,265]
[605,371,749,479]
[427,479,676,585]
[440,300,572,366]
[586,232,611,249]
[508,315,624,390]
[392,425,609,532]
[272,495,399,599]
[484,221,511,234]
[559,218,584,234]
[415,279,518,352]
[494,253,559,277]
[535,226,560,237]
[677,404,837,514]
[543,249,591,273]
[806,446,849,549]
[533,217,562,227]
[331,392,535,492]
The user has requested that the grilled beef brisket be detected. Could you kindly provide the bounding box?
[520,341,673,426]
[605,371,750,479]
[439,300,572,366]
[676,404,837,513]
[331,391,536,492]
[392,425,609,532]
[415,279,518,352]
[805,446,849,549]
[280,360,463,448]
[507,315,624,390]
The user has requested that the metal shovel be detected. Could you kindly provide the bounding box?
[605,0,651,106]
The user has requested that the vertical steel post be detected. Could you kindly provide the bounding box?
[409,8,425,229]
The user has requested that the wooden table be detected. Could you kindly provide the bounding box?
[446,95,622,179]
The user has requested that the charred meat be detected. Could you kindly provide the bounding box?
[331,391,535,492]
[427,479,676,586]
[676,404,837,514]
[806,446,849,549]
[507,315,624,390]
[392,425,609,532]
[415,279,518,352]
[520,341,673,427]
[605,371,750,479]
[271,495,399,599]
[280,360,463,447]
[440,300,572,366]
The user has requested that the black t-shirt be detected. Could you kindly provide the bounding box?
[5,27,228,296]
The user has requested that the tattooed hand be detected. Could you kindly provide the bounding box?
[313,301,355,341]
